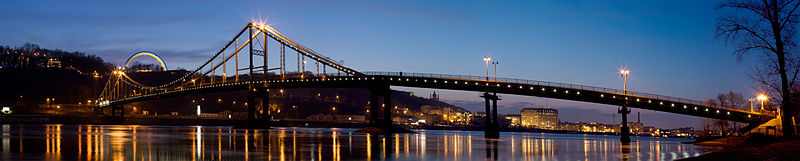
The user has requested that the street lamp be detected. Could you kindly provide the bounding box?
[618,68,631,144]
[332,106,336,122]
[748,98,755,112]
[492,61,499,81]
[483,56,491,81]
[757,94,768,111]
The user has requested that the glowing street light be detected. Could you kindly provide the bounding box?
[483,56,491,82]
[757,94,768,110]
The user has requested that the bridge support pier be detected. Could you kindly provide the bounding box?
[482,92,500,138]
[368,85,393,133]
[619,105,631,144]
[382,88,393,132]
[109,105,125,124]
[369,90,379,125]
[260,90,270,129]
[247,88,270,129]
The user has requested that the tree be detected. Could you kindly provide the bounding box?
[702,91,749,136]
[717,0,800,136]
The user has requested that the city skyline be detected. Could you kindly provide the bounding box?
[0,0,762,129]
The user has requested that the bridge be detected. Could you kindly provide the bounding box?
[96,22,774,139]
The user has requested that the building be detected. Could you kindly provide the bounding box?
[46,58,61,68]
[420,105,454,117]
[520,108,558,129]
[504,114,521,127]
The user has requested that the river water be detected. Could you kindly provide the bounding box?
[0,124,718,161]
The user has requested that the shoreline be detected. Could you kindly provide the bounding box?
[678,137,800,161]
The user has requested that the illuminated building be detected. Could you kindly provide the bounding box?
[504,114,520,127]
[520,108,558,129]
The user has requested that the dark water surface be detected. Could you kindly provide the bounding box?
[0,124,718,161]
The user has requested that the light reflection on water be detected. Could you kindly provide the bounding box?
[0,124,718,161]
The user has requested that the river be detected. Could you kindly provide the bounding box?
[0,124,718,161]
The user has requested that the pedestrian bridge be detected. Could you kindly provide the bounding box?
[95,22,774,131]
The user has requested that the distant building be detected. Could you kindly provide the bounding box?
[218,110,248,119]
[504,114,521,127]
[421,105,454,117]
[430,91,439,101]
[520,108,558,129]
[46,58,61,68]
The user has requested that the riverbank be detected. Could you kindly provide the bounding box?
[678,137,800,161]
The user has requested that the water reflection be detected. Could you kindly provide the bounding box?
[0,124,717,161]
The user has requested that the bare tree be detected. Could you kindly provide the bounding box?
[703,99,729,136]
[703,92,750,136]
[717,0,800,136]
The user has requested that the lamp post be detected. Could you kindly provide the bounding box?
[749,98,755,112]
[757,94,768,111]
[492,61,499,81]
[619,69,631,144]
[483,56,491,82]
[332,106,336,122]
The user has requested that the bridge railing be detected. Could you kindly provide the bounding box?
[364,71,708,106]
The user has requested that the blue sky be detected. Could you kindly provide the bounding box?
[0,0,762,128]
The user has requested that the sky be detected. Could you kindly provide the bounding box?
[0,0,765,128]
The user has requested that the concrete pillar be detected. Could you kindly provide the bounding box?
[382,88,392,130]
[369,90,380,125]
[492,93,498,125]
[482,92,500,138]
[247,90,256,127]
[261,90,270,129]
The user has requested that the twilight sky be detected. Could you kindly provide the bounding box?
[0,0,764,128]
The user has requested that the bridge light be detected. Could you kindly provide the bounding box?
[577,91,580,95]
[683,105,687,108]
[600,94,604,97]
[671,103,675,107]
[659,102,663,105]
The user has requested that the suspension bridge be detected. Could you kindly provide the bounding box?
[95,22,775,138]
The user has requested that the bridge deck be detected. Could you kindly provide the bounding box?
[100,72,774,123]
